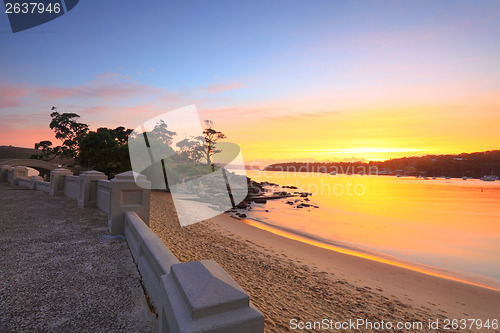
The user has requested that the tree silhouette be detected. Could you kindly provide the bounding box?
[175,136,205,164]
[202,120,226,171]
[77,127,132,176]
[33,108,89,160]
[32,108,132,176]
[49,109,89,157]
[152,119,176,145]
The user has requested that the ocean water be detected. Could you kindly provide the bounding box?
[243,170,500,290]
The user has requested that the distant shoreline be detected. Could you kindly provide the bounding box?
[263,150,500,179]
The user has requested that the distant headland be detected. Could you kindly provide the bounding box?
[264,150,500,179]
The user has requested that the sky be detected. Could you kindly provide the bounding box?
[1,0,499,166]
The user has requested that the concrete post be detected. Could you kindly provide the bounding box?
[29,176,44,190]
[49,168,73,196]
[0,165,11,182]
[160,260,265,333]
[7,168,14,184]
[108,171,151,236]
[10,166,28,185]
[78,170,108,208]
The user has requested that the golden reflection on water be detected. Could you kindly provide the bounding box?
[244,170,500,290]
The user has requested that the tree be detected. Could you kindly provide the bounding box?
[33,108,132,176]
[33,107,89,160]
[110,126,132,144]
[77,127,132,176]
[152,119,176,145]
[48,108,89,157]
[202,120,226,171]
[175,136,205,164]
[32,140,57,161]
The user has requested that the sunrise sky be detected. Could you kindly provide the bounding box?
[1,1,499,166]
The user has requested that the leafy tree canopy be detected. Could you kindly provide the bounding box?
[32,107,132,176]
[32,108,228,180]
[77,127,132,176]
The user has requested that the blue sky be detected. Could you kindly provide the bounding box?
[1,0,499,163]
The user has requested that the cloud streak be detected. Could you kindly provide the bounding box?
[0,73,167,112]
[0,84,30,109]
[202,81,245,93]
[36,74,163,102]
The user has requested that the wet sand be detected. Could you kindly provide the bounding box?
[150,191,500,332]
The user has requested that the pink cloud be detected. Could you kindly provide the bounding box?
[160,91,183,103]
[76,103,172,130]
[203,82,245,93]
[36,77,163,102]
[0,72,167,111]
[0,84,30,108]
[0,112,49,129]
[36,86,74,100]
[94,72,121,81]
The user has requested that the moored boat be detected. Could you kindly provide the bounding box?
[481,175,499,181]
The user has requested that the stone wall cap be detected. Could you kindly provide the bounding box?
[52,168,72,172]
[81,170,106,176]
[114,171,148,181]
[171,260,249,319]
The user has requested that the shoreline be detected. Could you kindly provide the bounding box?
[150,191,500,332]
[240,172,500,292]
[235,214,500,292]
[208,212,500,321]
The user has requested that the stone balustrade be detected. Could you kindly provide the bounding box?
[18,176,43,190]
[96,179,111,213]
[49,168,73,196]
[78,170,108,208]
[0,164,264,333]
[63,175,79,200]
[8,166,28,185]
[0,165,11,182]
[35,180,51,193]
[108,171,151,235]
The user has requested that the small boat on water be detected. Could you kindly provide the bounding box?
[481,175,499,181]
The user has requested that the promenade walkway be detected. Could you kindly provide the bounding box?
[0,182,157,332]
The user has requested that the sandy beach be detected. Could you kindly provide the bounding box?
[150,191,500,332]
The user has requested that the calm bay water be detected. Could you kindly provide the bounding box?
[244,170,500,290]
